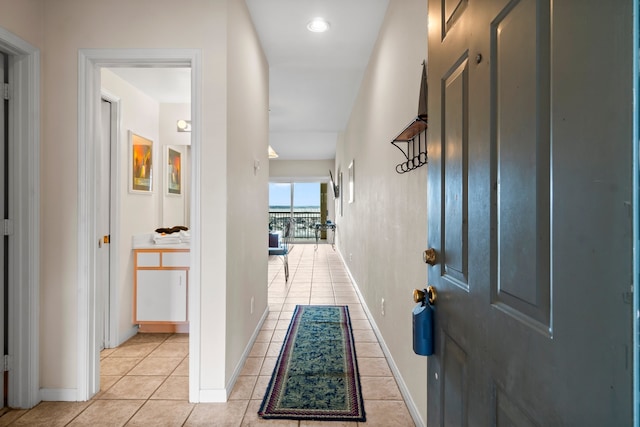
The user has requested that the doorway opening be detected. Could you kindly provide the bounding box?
[98,67,193,349]
[78,49,202,402]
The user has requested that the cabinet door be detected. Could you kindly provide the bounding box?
[136,270,187,322]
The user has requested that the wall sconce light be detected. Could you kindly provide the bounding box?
[268,145,279,159]
[177,119,192,132]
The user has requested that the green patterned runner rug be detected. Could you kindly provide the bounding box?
[258,305,366,421]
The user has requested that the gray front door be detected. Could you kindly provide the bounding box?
[0,51,6,408]
[426,0,633,425]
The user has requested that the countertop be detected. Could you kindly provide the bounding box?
[132,233,191,250]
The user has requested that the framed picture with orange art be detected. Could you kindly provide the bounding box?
[166,146,182,196]
[129,131,154,193]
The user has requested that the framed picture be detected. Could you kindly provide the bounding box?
[166,146,182,196]
[130,131,154,193]
[339,170,343,216]
[348,160,355,203]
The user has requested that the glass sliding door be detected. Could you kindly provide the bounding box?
[269,182,323,240]
[293,182,320,239]
[268,182,292,233]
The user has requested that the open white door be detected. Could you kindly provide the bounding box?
[97,98,112,350]
[426,0,633,424]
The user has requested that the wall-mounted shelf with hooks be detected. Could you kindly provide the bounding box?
[390,61,428,174]
[391,115,427,174]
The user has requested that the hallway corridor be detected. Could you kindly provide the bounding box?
[0,244,415,426]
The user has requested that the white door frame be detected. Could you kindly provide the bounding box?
[0,27,40,409]
[77,49,202,401]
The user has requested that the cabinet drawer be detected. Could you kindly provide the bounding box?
[137,252,160,267]
[163,251,190,267]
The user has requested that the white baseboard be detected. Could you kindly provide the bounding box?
[197,306,269,403]
[197,388,229,403]
[223,306,270,400]
[112,325,138,348]
[336,249,426,427]
[40,388,79,402]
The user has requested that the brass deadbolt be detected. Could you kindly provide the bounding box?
[426,286,437,305]
[423,248,437,265]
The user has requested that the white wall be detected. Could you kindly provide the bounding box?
[269,159,337,223]
[269,159,334,181]
[226,0,269,385]
[0,0,43,48]
[159,103,190,227]
[159,103,191,146]
[335,0,429,423]
[6,0,242,399]
[0,0,423,410]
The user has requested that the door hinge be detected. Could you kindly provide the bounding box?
[3,219,13,236]
[3,355,10,372]
[3,83,9,101]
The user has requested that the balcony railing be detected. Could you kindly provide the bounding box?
[269,211,322,239]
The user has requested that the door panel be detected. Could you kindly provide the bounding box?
[494,388,537,427]
[442,54,469,288]
[427,0,633,425]
[443,0,468,38]
[491,0,551,329]
[442,333,467,427]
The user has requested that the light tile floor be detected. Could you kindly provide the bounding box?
[1,244,415,426]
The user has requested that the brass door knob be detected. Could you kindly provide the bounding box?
[413,286,437,305]
[423,248,437,265]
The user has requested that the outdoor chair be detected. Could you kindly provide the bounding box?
[269,218,293,282]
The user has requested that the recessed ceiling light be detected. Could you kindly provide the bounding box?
[307,17,330,33]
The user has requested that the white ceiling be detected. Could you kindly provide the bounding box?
[246,0,390,160]
[107,0,390,161]
[109,67,191,104]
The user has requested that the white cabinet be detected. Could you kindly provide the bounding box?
[133,248,189,333]
[136,270,187,322]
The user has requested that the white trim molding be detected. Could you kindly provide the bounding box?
[0,26,41,409]
[77,49,202,402]
[39,388,78,402]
